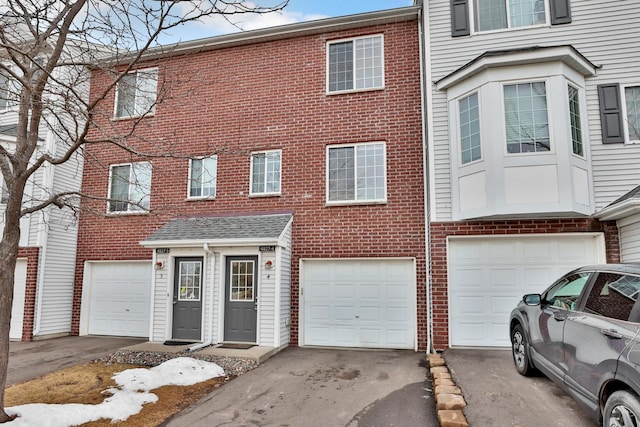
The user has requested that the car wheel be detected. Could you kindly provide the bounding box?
[604,391,640,427]
[511,324,534,376]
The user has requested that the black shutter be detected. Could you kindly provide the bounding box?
[550,0,572,25]
[451,0,470,37]
[598,84,625,144]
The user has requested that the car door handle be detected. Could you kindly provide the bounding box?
[601,329,623,339]
[553,312,566,321]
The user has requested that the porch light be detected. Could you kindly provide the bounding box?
[155,261,164,270]
[265,260,273,269]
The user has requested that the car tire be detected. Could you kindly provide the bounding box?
[511,324,535,376]
[604,390,640,427]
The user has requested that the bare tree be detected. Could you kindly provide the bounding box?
[0,0,288,421]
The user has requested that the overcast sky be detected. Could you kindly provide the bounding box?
[160,0,414,43]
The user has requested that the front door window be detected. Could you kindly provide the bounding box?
[230,260,254,301]
[178,261,201,301]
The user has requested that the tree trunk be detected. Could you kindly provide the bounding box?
[0,184,23,422]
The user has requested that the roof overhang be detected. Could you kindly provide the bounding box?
[140,237,284,249]
[595,200,640,222]
[435,45,599,91]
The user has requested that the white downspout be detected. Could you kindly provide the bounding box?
[190,243,216,351]
[418,2,435,354]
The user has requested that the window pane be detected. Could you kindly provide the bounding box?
[109,165,131,212]
[190,157,216,198]
[475,0,507,31]
[356,144,385,200]
[328,41,353,92]
[546,273,591,310]
[115,73,136,118]
[509,0,545,28]
[459,93,481,164]
[584,273,640,321]
[328,147,355,201]
[135,69,158,116]
[265,151,281,193]
[1,179,8,204]
[625,87,640,141]
[190,159,203,197]
[130,162,152,210]
[354,36,383,90]
[568,85,583,157]
[252,153,266,193]
[504,82,549,154]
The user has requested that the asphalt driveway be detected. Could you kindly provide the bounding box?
[444,348,598,427]
[163,347,437,427]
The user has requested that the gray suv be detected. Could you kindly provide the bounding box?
[510,264,640,427]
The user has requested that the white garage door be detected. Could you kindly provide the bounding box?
[87,262,152,337]
[303,259,415,349]
[10,259,28,340]
[448,234,604,347]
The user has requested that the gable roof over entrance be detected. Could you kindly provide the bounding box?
[140,213,293,248]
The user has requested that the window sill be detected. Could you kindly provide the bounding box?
[249,193,281,198]
[186,196,216,201]
[326,86,385,96]
[111,113,155,121]
[325,199,387,207]
[106,210,150,216]
[471,23,549,36]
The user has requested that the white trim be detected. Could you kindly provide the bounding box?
[249,149,282,197]
[469,0,550,35]
[621,84,640,145]
[326,34,385,95]
[325,141,388,205]
[187,156,217,200]
[113,67,158,120]
[106,161,152,214]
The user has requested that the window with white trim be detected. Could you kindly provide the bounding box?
[327,35,384,93]
[188,156,217,198]
[250,150,281,195]
[504,81,550,153]
[0,178,7,204]
[327,142,386,203]
[474,0,546,32]
[459,92,481,164]
[0,72,19,110]
[108,162,152,213]
[114,68,158,118]
[625,86,640,142]
[568,84,584,156]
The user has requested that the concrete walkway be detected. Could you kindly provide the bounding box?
[443,348,598,427]
[7,336,145,385]
[163,347,438,427]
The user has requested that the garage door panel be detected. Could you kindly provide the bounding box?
[303,259,415,349]
[449,236,602,347]
[88,262,151,338]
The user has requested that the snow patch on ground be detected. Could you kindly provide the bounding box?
[6,357,225,427]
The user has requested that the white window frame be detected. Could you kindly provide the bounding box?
[458,91,482,165]
[326,141,387,205]
[567,82,585,158]
[188,156,217,199]
[107,161,152,214]
[622,84,640,144]
[250,149,282,196]
[326,34,385,95]
[113,67,158,119]
[502,79,552,155]
[471,0,549,34]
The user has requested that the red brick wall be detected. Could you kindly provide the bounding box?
[73,20,428,348]
[17,246,40,341]
[429,219,620,350]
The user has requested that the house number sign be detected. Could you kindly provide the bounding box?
[156,248,170,254]
[259,245,276,252]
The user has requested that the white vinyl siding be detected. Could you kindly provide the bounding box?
[620,217,640,263]
[327,35,384,94]
[279,224,292,346]
[114,68,158,118]
[427,0,640,219]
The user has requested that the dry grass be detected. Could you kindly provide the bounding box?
[5,362,230,426]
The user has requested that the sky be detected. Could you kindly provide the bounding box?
[6,357,226,427]
[160,0,414,44]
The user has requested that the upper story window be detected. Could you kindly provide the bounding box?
[327,35,384,94]
[108,162,152,213]
[114,68,158,119]
[0,72,19,110]
[459,92,481,164]
[189,156,217,199]
[568,85,584,157]
[504,81,549,154]
[250,150,281,196]
[624,86,640,142]
[0,179,7,204]
[327,142,386,204]
[475,0,545,32]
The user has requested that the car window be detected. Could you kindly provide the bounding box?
[583,273,640,321]
[545,272,591,311]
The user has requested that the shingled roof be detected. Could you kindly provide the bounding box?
[141,213,293,245]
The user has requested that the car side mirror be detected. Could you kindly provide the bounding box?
[523,294,541,306]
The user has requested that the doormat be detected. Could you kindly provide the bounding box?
[163,340,195,346]
[217,343,255,350]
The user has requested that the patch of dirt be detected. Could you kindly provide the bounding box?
[5,361,232,426]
